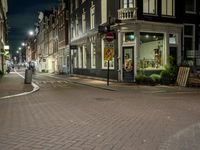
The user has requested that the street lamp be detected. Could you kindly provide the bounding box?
[22,42,26,46]
[28,30,34,36]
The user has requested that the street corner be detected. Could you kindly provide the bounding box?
[0,72,39,100]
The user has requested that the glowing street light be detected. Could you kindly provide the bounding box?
[29,30,34,36]
[18,47,22,50]
[22,42,26,46]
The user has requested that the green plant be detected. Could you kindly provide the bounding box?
[135,74,146,84]
[160,56,178,84]
[150,74,161,83]
[137,58,146,76]
[135,74,155,85]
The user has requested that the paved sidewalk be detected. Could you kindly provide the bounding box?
[0,72,33,98]
[44,73,200,94]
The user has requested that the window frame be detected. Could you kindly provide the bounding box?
[162,0,175,17]
[101,0,107,24]
[82,9,86,33]
[78,46,83,68]
[91,42,96,69]
[122,0,134,8]
[75,16,79,36]
[183,24,195,59]
[83,45,87,68]
[185,0,196,14]
[90,2,95,29]
[143,0,157,15]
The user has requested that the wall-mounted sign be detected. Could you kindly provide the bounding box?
[4,45,9,50]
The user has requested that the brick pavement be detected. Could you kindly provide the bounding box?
[0,72,200,150]
[0,77,200,150]
[0,72,33,98]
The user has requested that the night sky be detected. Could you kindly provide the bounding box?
[7,0,58,55]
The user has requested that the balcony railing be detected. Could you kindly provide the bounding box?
[118,8,137,20]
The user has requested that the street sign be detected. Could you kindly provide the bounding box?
[105,32,114,42]
[104,42,114,61]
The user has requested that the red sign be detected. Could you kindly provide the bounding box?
[105,32,114,42]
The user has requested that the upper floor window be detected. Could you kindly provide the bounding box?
[162,0,175,16]
[185,0,196,13]
[101,0,107,24]
[183,24,195,59]
[75,0,79,9]
[82,9,86,33]
[143,0,157,15]
[75,16,79,36]
[122,0,134,8]
[90,2,95,29]
[70,0,73,13]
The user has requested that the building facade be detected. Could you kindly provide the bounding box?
[31,0,69,74]
[70,0,200,82]
[182,0,200,67]
[0,0,8,72]
[57,0,70,74]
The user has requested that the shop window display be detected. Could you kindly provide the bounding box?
[139,32,164,70]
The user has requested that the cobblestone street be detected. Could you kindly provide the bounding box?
[0,73,200,150]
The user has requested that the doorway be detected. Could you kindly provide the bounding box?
[169,47,177,65]
[123,47,134,82]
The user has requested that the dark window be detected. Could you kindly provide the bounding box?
[184,37,193,50]
[185,0,196,12]
[184,25,194,36]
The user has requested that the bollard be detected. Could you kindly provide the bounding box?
[24,69,32,84]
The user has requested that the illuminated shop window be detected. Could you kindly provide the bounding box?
[139,32,164,70]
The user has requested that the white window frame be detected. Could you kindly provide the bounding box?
[70,0,73,13]
[143,0,157,15]
[162,0,175,17]
[184,24,195,50]
[75,16,79,36]
[101,0,107,24]
[82,9,86,33]
[83,45,87,68]
[91,42,96,69]
[185,0,196,14]
[183,24,195,59]
[90,2,95,29]
[101,39,115,69]
[74,50,78,68]
[75,0,79,9]
[122,0,134,8]
[78,46,83,68]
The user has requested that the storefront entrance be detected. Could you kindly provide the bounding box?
[123,47,134,82]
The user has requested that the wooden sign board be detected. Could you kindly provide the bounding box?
[176,67,190,87]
